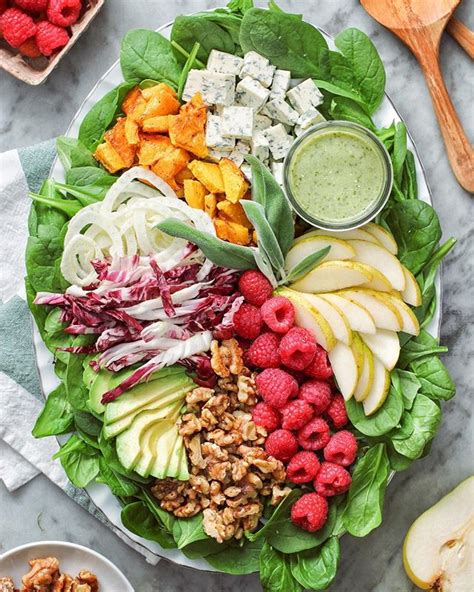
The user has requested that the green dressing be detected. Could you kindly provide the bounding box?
[287,126,388,225]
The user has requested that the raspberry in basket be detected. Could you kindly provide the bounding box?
[18,37,41,58]
[252,402,280,432]
[36,20,69,56]
[261,296,295,334]
[0,7,36,48]
[47,0,82,28]
[291,492,328,532]
[238,270,273,306]
[286,451,320,484]
[247,332,281,368]
[297,417,330,451]
[325,393,348,429]
[281,399,313,430]
[324,430,358,466]
[233,303,262,339]
[299,379,332,415]
[303,345,333,379]
[279,327,317,370]
[314,461,352,496]
[15,0,48,12]
[264,428,298,462]
[256,368,298,408]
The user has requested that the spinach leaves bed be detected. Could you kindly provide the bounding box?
[25,1,456,590]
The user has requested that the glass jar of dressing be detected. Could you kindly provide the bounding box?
[283,121,393,230]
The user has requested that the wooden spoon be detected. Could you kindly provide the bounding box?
[447,16,474,59]
[361,0,474,192]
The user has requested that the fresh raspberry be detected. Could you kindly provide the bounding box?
[291,493,328,532]
[47,0,81,27]
[252,402,280,432]
[18,37,41,57]
[304,345,333,379]
[261,296,295,334]
[324,430,358,466]
[0,8,36,47]
[35,20,69,56]
[0,0,8,16]
[297,417,330,451]
[281,399,313,430]
[233,303,262,340]
[286,451,320,484]
[264,429,298,462]
[238,270,273,306]
[15,0,48,12]
[299,379,332,414]
[256,368,298,408]
[325,393,348,429]
[314,462,352,496]
[279,327,317,371]
[247,332,281,368]
[285,367,307,385]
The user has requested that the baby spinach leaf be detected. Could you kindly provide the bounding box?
[245,155,294,257]
[385,200,442,275]
[157,218,257,270]
[53,435,100,488]
[177,42,201,100]
[393,394,441,459]
[171,15,236,64]
[345,384,403,437]
[328,96,376,130]
[285,246,331,284]
[242,200,284,273]
[121,501,176,548]
[398,330,448,368]
[181,538,226,560]
[227,0,254,15]
[74,411,102,437]
[56,136,98,170]
[121,29,181,87]
[391,369,421,409]
[334,28,386,113]
[206,538,263,574]
[96,457,139,497]
[32,384,74,438]
[79,82,136,151]
[391,123,408,186]
[401,150,418,199]
[389,411,414,440]
[240,8,327,78]
[387,443,414,472]
[290,536,340,591]
[343,443,390,537]
[172,514,208,549]
[410,354,455,401]
[65,166,115,190]
[260,542,303,592]
[141,489,175,531]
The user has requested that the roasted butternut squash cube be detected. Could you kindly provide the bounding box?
[219,158,249,203]
[142,115,176,133]
[204,193,218,219]
[217,200,252,229]
[122,87,147,122]
[94,140,126,173]
[169,93,208,158]
[175,167,194,184]
[151,147,190,190]
[124,117,140,145]
[142,83,180,119]
[214,218,250,246]
[104,118,136,168]
[138,134,174,166]
[188,160,224,193]
[184,179,206,210]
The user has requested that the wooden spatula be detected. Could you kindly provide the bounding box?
[361,0,474,192]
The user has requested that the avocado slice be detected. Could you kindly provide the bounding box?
[148,422,180,479]
[165,434,183,478]
[88,367,138,416]
[115,409,165,471]
[176,444,190,481]
[104,373,194,424]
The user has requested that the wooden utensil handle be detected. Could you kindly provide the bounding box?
[447,17,474,59]
[416,48,474,192]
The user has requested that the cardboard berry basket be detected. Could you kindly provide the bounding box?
[0,0,105,85]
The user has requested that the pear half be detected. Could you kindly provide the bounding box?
[403,476,474,591]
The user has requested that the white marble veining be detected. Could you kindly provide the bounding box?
[1,1,473,590]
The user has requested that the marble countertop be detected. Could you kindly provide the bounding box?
[1,1,472,590]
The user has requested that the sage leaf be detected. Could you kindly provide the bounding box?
[285,246,331,284]
[242,200,284,272]
[157,218,257,270]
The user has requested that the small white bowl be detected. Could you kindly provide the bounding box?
[0,541,134,592]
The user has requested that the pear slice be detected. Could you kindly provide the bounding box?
[360,329,401,371]
[403,476,474,591]
[294,227,381,245]
[319,293,377,334]
[300,293,353,345]
[347,239,406,291]
[362,357,390,415]
[337,289,403,332]
[384,293,420,336]
[285,236,355,271]
[353,338,375,402]
[364,223,398,255]
[401,266,423,307]
[280,289,337,351]
[358,264,394,293]
[290,260,373,293]
[328,341,358,400]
